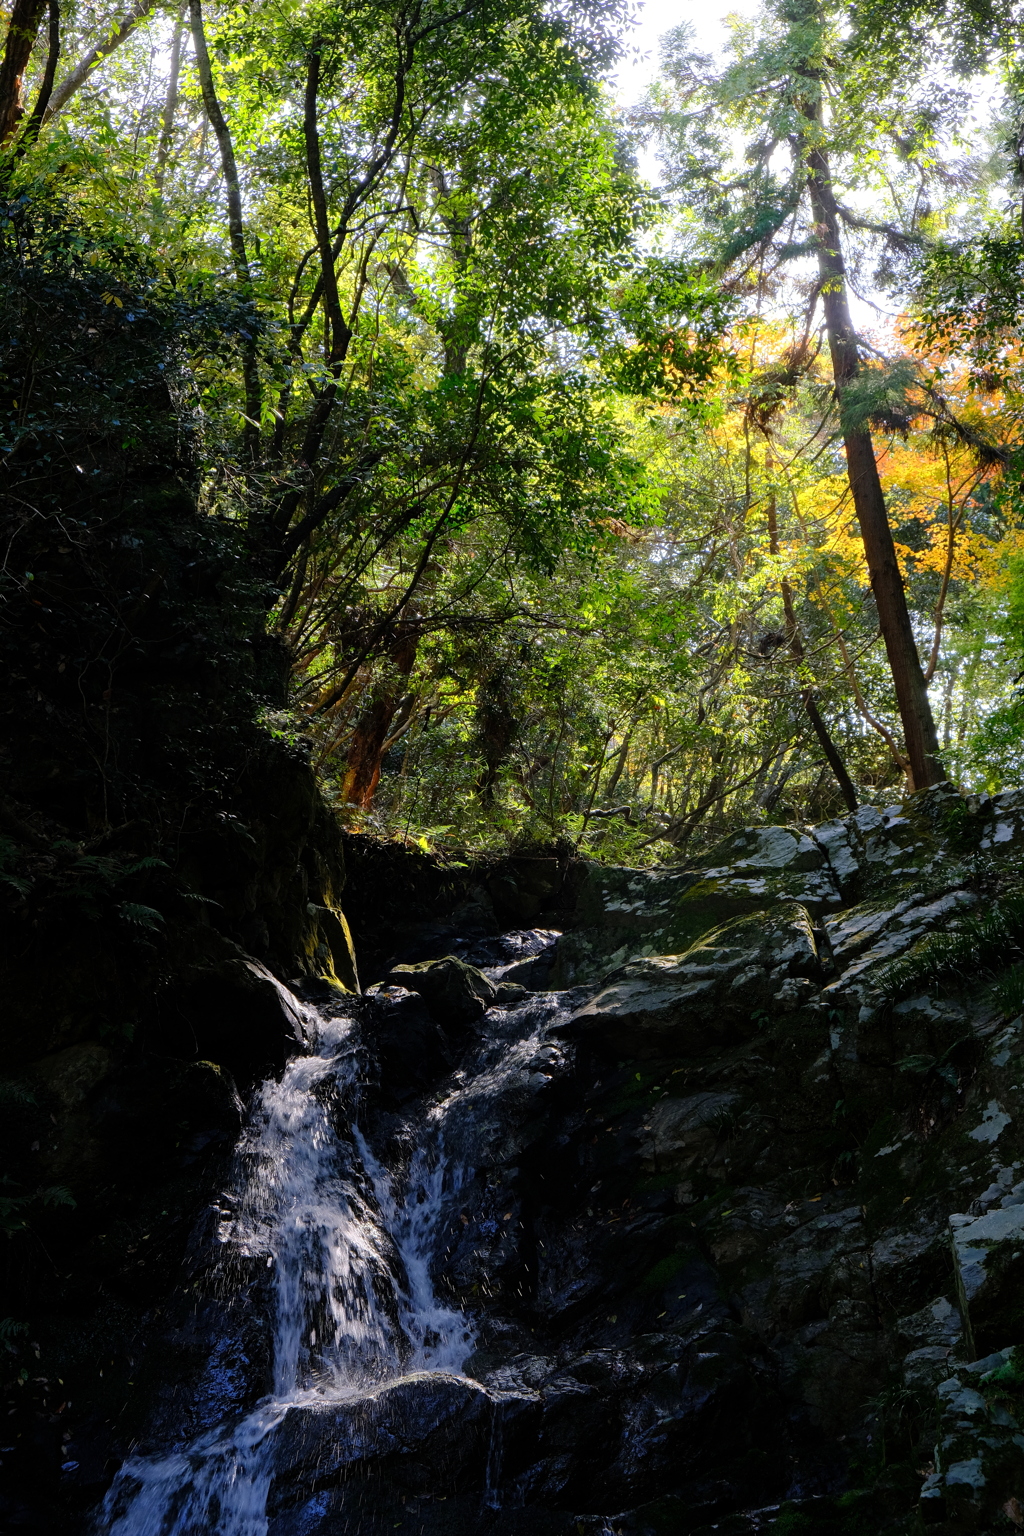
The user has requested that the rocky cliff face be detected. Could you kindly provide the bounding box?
[0,277,358,1531]
[12,783,1022,1536]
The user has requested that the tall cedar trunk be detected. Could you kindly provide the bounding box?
[766,484,858,810]
[800,102,943,788]
[0,0,46,144]
[340,629,419,808]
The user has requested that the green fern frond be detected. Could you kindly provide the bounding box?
[877,892,1024,999]
[117,901,164,929]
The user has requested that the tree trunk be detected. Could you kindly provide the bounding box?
[800,109,943,789]
[474,667,519,803]
[340,628,419,809]
[155,9,184,189]
[189,0,260,461]
[15,0,58,148]
[0,0,46,144]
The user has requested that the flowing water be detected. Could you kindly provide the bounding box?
[95,939,562,1536]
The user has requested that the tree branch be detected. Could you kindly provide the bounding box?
[42,0,151,121]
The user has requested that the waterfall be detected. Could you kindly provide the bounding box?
[95,1010,477,1535]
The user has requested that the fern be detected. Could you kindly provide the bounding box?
[117,901,164,930]
[995,964,1024,1018]
[121,856,169,876]
[0,1178,75,1237]
[877,892,1024,999]
[37,1185,75,1209]
[0,1080,35,1106]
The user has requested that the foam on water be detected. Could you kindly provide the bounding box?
[95,1007,476,1535]
[95,952,565,1536]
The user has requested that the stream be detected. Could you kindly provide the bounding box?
[94,933,567,1536]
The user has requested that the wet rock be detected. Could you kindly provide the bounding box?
[360,986,461,1100]
[306,900,360,992]
[969,786,1024,856]
[556,845,838,987]
[869,1221,948,1318]
[458,929,560,972]
[487,857,567,927]
[897,1294,965,1354]
[641,1093,740,1172]
[20,1050,242,1189]
[59,790,1024,1536]
[897,1296,965,1391]
[268,1371,537,1523]
[568,973,720,1056]
[919,1348,1024,1529]
[822,888,978,1009]
[386,955,497,1025]
[271,1371,489,1483]
[495,981,531,1006]
[153,937,312,1081]
[950,1204,1024,1358]
[568,903,822,1056]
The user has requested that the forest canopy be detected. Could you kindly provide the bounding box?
[2,0,1024,864]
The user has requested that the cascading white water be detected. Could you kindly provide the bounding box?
[229,1015,406,1397]
[95,1010,476,1536]
[354,1130,473,1375]
[95,934,564,1536]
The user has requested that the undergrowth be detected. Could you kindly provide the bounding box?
[877,889,1024,1000]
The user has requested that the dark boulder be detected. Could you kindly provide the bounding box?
[150,941,311,1082]
[386,956,497,1027]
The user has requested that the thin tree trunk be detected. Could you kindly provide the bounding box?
[42,0,152,121]
[924,446,977,683]
[765,478,858,810]
[604,726,636,800]
[304,43,349,365]
[0,0,47,143]
[154,9,184,189]
[799,94,943,790]
[14,0,58,148]
[188,0,260,462]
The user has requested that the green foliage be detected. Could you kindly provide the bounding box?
[994,963,1024,1016]
[981,1346,1024,1407]
[915,238,1024,397]
[878,892,1024,999]
[0,1082,35,1108]
[850,0,1020,77]
[0,1176,75,1239]
[0,0,1021,867]
[895,1042,966,1089]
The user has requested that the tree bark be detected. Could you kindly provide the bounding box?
[800,100,943,789]
[304,44,349,366]
[155,9,184,189]
[42,0,152,121]
[0,0,46,144]
[15,0,58,148]
[189,0,261,461]
[339,627,420,808]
